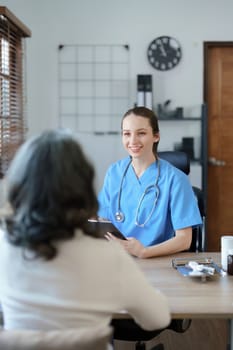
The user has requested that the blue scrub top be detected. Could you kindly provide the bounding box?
[98,156,202,247]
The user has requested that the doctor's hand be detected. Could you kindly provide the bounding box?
[105,232,146,258]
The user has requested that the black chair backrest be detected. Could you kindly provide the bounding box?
[158,150,205,252]
[158,151,190,175]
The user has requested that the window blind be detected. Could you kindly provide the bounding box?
[0,7,31,178]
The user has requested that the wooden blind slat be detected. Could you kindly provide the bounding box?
[0,8,30,178]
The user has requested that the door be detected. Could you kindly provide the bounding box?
[204,43,233,251]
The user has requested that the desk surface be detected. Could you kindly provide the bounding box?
[134,252,233,319]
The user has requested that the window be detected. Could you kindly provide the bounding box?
[0,7,31,178]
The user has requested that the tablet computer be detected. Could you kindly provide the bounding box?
[87,219,126,240]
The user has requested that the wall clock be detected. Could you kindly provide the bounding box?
[147,36,182,71]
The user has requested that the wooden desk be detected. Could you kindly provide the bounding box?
[134,252,233,349]
[135,252,233,318]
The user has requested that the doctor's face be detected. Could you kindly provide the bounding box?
[121,113,160,160]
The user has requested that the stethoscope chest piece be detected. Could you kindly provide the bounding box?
[115,212,125,222]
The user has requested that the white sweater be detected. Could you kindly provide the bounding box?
[0,229,170,331]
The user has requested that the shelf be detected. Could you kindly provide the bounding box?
[158,117,201,121]
[191,159,201,164]
[157,104,206,189]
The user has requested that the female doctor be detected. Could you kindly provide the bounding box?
[98,106,202,259]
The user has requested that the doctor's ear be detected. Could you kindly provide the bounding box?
[153,133,160,143]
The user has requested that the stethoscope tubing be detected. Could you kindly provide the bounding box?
[115,158,160,227]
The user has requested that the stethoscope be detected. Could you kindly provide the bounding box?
[115,158,160,227]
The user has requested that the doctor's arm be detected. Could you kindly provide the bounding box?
[105,227,192,258]
[139,227,192,258]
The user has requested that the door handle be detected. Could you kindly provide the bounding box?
[208,157,226,166]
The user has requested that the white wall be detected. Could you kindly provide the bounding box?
[1,0,233,190]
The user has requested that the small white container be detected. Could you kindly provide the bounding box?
[227,249,233,275]
[221,236,233,271]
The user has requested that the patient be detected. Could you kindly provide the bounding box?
[0,129,170,340]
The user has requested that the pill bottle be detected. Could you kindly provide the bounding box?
[227,249,233,275]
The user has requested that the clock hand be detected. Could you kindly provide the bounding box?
[159,43,167,57]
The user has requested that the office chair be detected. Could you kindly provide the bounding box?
[111,151,206,350]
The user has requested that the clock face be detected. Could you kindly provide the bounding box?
[147,36,182,71]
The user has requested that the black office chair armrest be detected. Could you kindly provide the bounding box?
[192,186,205,217]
